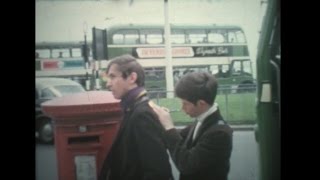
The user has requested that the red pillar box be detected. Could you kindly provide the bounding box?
[42,91,122,180]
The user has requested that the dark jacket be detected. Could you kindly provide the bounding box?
[99,94,173,180]
[164,109,233,180]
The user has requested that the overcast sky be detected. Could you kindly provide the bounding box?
[36,0,267,75]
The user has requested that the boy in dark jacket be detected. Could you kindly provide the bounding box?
[99,54,173,180]
[151,72,233,180]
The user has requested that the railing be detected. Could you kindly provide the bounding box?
[148,85,257,125]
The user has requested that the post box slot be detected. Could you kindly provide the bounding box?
[68,135,100,144]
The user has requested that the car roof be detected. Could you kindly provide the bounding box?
[36,78,83,90]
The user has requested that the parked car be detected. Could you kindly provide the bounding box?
[36,77,85,143]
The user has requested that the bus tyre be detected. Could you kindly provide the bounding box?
[38,118,54,144]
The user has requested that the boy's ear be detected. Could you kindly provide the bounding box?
[129,72,138,84]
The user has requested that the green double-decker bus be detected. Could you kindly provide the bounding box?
[102,24,256,94]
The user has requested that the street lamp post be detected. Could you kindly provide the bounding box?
[164,0,174,98]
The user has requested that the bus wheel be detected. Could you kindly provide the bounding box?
[38,118,54,144]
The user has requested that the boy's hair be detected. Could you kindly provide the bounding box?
[106,54,145,86]
[175,72,218,105]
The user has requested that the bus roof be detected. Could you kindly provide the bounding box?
[107,24,243,32]
[36,41,92,49]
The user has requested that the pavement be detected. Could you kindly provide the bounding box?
[230,124,255,131]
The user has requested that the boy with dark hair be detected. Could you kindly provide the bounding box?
[151,72,233,180]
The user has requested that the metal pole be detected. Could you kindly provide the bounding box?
[225,93,229,121]
[164,0,174,98]
[83,22,91,91]
[83,22,89,68]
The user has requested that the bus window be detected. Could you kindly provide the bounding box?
[52,48,69,58]
[112,29,139,45]
[210,65,229,78]
[140,29,162,44]
[186,29,207,44]
[37,49,50,58]
[242,60,252,75]
[231,61,241,75]
[113,34,124,44]
[228,29,246,43]
[230,60,252,76]
[146,34,163,44]
[235,30,246,43]
[228,32,236,43]
[71,48,82,58]
[125,30,139,44]
[171,29,185,44]
[144,67,166,94]
[208,31,225,43]
[125,34,139,44]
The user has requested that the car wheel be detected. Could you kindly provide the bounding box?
[38,118,54,144]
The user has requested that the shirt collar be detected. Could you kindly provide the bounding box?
[196,103,218,124]
[120,86,146,111]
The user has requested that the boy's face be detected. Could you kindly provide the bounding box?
[106,64,131,99]
[180,99,202,118]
